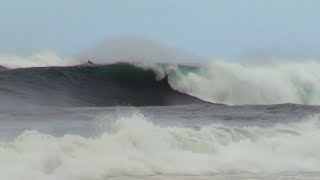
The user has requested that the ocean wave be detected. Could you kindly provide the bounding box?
[170,60,320,105]
[1,52,320,105]
[1,111,320,179]
[0,62,205,106]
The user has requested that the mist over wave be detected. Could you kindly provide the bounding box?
[0,51,76,69]
[77,36,203,64]
[1,51,320,105]
[0,36,319,106]
[1,110,320,179]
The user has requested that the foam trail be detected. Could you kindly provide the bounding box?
[0,51,76,69]
[169,60,320,105]
[1,111,320,179]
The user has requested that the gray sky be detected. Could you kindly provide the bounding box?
[1,0,319,60]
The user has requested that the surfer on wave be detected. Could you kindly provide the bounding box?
[86,60,96,66]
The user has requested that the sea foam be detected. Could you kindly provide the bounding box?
[1,111,320,179]
[170,60,320,105]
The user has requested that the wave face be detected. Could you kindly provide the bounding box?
[1,111,320,179]
[0,63,205,106]
[171,61,320,105]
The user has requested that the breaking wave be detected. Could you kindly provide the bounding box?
[171,60,320,105]
[1,52,320,105]
[0,62,205,106]
[1,111,320,179]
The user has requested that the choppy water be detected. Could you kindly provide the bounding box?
[2,56,320,179]
[1,104,320,179]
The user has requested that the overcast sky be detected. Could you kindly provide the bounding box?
[1,0,319,60]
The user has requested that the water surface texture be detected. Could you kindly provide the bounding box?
[1,61,320,180]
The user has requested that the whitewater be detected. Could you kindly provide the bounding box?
[1,52,320,179]
[1,106,320,180]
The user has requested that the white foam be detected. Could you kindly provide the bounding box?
[0,51,76,69]
[1,111,320,179]
[169,60,320,105]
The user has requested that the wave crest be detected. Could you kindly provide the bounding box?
[1,51,320,105]
[170,60,320,105]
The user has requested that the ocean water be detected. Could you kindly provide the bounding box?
[1,105,320,180]
[1,54,320,179]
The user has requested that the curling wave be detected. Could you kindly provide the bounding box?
[170,60,320,105]
[1,52,320,105]
[0,62,205,106]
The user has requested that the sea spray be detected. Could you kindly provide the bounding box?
[1,111,320,180]
[0,51,75,69]
[1,52,320,105]
[169,60,320,105]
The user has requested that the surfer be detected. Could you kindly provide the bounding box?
[87,60,94,64]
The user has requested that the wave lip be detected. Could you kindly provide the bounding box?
[170,60,320,105]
